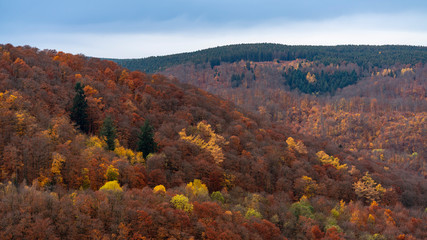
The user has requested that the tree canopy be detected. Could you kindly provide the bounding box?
[111,44,427,73]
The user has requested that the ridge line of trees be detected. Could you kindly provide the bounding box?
[111,44,427,73]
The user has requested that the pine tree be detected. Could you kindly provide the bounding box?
[70,82,89,133]
[100,116,116,151]
[137,120,157,158]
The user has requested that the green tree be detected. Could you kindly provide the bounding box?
[246,61,251,70]
[70,82,89,133]
[211,191,225,203]
[100,116,116,151]
[137,120,157,158]
[290,196,315,219]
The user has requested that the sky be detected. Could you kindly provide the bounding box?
[1,0,426,58]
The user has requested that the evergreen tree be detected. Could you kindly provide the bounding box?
[137,120,157,158]
[70,82,89,133]
[100,116,116,151]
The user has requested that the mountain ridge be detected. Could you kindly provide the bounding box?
[110,43,427,73]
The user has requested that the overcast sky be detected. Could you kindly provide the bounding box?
[1,0,426,58]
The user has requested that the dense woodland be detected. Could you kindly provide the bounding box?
[0,44,426,239]
[112,44,427,73]
[157,49,427,179]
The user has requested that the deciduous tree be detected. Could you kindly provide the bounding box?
[353,172,386,203]
[171,194,193,212]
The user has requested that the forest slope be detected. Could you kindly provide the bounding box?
[0,44,426,239]
[116,44,427,178]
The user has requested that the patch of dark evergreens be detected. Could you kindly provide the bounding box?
[283,68,358,94]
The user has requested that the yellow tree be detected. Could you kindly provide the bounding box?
[316,151,348,170]
[186,179,209,198]
[306,72,317,83]
[15,111,36,136]
[118,69,129,84]
[99,180,123,192]
[114,140,144,164]
[295,175,318,198]
[245,208,262,219]
[353,172,386,203]
[171,194,193,212]
[286,137,308,154]
[179,121,227,164]
[153,185,166,194]
[50,152,66,185]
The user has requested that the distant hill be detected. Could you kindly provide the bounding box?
[111,43,427,73]
[113,43,427,178]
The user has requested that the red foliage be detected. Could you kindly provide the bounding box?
[193,201,223,219]
[148,169,167,187]
[248,219,284,240]
[311,225,324,239]
[324,227,345,240]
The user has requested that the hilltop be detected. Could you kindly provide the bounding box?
[111,43,427,73]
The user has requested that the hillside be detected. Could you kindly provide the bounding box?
[116,44,427,179]
[0,44,426,239]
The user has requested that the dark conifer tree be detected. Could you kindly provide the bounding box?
[137,120,157,158]
[100,116,116,151]
[70,82,89,133]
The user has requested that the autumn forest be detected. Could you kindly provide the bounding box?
[0,43,426,239]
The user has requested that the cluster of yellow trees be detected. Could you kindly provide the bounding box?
[179,121,227,164]
[316,151,348,170]
[286,137,308,154]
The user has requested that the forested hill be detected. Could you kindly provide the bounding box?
[111,44,427,73]
[0,44,426,239]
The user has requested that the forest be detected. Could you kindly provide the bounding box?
[0,44,426,239]
[155,47,427,179]
[282,68,358,94]
[111,43,427,73]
